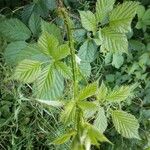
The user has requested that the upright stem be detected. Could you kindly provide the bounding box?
[59,6,78,99]
[58,0,82,144]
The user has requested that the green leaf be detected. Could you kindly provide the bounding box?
[35,65,64,100]
[77,82,97,101]
[97,82,108,102]
[142,9,150,25]
[51,43,70,61]
[41,20,62,43]
[106,86,132,102]
[4,42,49,66]
[38,32,58,56]
[29,13,41,37]
[100,27,128,53]
[33,0,50,18]
[73,29,86,43]
[104,52,112,64]
[0,18,31,42]
[136,5,145,19]
[79,61,91,77]
[22,4,35,24]
[109,2,139,33]
[78,40,97,63]
[14,59,41,83]
[55,61,72,79]
[78,101,97,111]
[105,74,115,83]
[94,107,107,133]
[4,41,27,65]
[111,110,140,139]
[52,130,76,145]
[112,53,124,69]
[106,86,133,102]
[86,123,111,145]
[16,43,49,62]
[96,0,115,24]
[60,101,76,125]
[79,11,97,33]
[36,99,64,107]
[45,0,56,11]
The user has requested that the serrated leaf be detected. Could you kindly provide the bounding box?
[51,44,70,61]
[36,99,64,107]
[136,5,145,19]
[96,0,115,24]
[29,13,41,37]
[0,18,31,42]
[79,11,97,33]
[111,110,140,139]
[73,29,86,43]
[41,20,62,43]
[16,43,49,62]
[4,42,49,66]
[79,61,91,77]
[77,82,97,101]
[14,59,41,83]
[100,27,128,53]
[94,107,107,133]
[52,130,76,145]
[60,101,76,125]
[33,0,49,18]
[78,101,97,111]
[22,4,35,24]
[112,53,124,69]
[55,61,72,79]
[106,86,132,102]
[109,1,139,33]
[35,65,64,100]
[97,82,108,102]
[142,9,150,25]
[38,32,59,56]
[4,41,27,65]
[78,40,97,63]
[86,123,111,145]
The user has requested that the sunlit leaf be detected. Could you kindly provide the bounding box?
[79,11,97,33]
[94,107,108,133]
[109,2,139,33]
[96,0,115,24]
[77,82,97,101]
[111,110,140,139]
[14,59,41,83]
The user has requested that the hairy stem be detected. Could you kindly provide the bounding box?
[59,5,78,98]
[58,1,83,143]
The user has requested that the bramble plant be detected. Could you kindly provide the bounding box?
[1,0,149,149]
